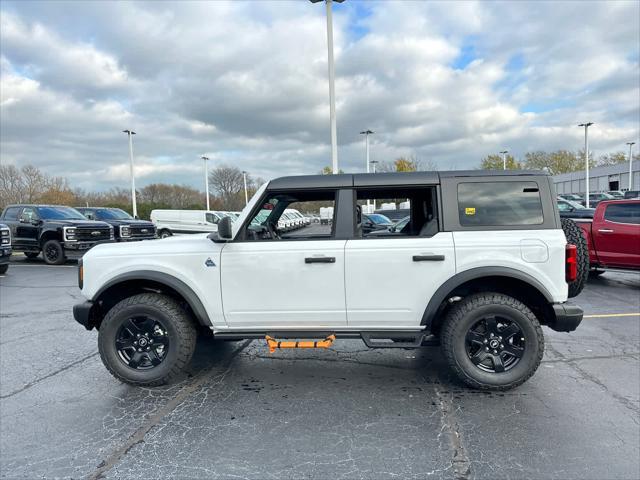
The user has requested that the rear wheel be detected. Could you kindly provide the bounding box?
[0,264,7,274]
[440,293,544,390]
[42,240,65,265]
[561,218,588,298]
[98,293,197,386]
[24,251,40,259]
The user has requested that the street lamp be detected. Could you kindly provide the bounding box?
[242,171,248,206]
[500,150,508,170]
[310,0,345,174]
[201,156,210,210]
[627,142,636,191]
[360,129,374,210]
[122,129,137,218]
[578,122,594,207]
[370,159,378,173]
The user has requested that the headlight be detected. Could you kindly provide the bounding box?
[64,227,77,241]
[0,229,9,245]
[119,225,130,237]
[110,226,115,240]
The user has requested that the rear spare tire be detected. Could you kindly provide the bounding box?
[561,218,588,298]
[440,293,544,390]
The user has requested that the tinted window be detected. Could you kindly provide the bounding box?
[604,203,640,225]
[3,207,21,220]
[458,182,544,226]
[36,207,85,220]
[205,213,218,224]
[94,208,132,220]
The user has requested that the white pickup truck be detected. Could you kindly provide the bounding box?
[74,171,584,390]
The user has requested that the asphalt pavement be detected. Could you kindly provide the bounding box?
[1,255,639,479]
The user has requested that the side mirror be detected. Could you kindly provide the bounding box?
[217,216,233,240]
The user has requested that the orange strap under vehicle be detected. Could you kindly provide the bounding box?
[265,334,336,353]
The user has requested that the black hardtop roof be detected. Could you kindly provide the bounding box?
[3,204,81,209]
[268,170,548,190]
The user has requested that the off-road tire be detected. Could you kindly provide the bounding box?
[24,251,40,259]
[561,218,588,298]
[440,292,544,391]
[42,239,65,265]
[98,293,197,386]
[0,264,7,274]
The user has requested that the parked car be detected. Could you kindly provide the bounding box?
[624,190,640,199]
[559,194,584,202]
[583,192,615,207]
[607,190,625,199]
[367,216,411,236]
[0,223,11,274]
[374,208,410,223]
[1,205,113,265]
[557,198,595,219]
[76,207,156,242]
[362,213,394,234]
[150,210,221,238]
[74,170,584,391]
[576,199,640,275]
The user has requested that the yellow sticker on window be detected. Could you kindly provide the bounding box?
[465,207,476,215]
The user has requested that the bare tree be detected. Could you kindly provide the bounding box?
[209,165,246,210]
[0,164,26,207]
[21,165,47,202]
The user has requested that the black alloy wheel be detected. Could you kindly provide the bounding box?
[115,316,169,370]
[465,315,525,373]
[42,240,65,265]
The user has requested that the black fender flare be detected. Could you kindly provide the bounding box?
[93,270,212,326]
[421,267,554,328]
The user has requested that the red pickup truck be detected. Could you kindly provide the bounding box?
[575,199,640,274]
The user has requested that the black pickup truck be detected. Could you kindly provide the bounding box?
[0,205,114,265]
[0,223,11,274]
[76,207,156,241]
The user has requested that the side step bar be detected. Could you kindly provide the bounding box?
[214,331,439,349]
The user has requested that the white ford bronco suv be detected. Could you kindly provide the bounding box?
[73,171,584,390]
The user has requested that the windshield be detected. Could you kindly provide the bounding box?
[37,206,86,220]
[94,208,133,220]
[368,213,392,224]
[560,199,586,210]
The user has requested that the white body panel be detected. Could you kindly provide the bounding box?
[345,233,456,328]
[81,234,227,326]
[453,230,568,302]
[219,240,347,328]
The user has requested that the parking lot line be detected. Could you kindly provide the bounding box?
[584,313,640,318]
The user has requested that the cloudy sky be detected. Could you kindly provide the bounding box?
[1,0,639,191]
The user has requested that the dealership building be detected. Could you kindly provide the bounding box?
[553,159,639,195]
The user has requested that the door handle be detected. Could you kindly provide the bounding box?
[305,256,336,264]
[413,254,445,262]
[598,229,614,233]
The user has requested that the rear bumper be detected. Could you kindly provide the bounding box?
[549,303,583,332]
[73,301,95,330]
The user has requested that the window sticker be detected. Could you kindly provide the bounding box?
[465,207,476,215]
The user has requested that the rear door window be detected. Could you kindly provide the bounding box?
[604,203,640,225]
[457,182,544,226]
[3,207,21,221]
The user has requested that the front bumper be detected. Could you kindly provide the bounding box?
[63,240,113,257]
[117,235,156,242]
[73,301,95,330]
[0,247,11,264]
[549,303,584,332]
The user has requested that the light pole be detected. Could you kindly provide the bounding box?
[578,122,594,207]
[122,129,137,218]
[500,150,508,170]
[242,171,248,206]
[370,160,378,210]
[310,0,344,174]
[627,142,636,191]
[360,130,374,210]
[201,156,210,210]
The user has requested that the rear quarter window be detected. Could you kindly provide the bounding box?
[457,181,544,226]
[604,203,640,225]
[2,207,21,221]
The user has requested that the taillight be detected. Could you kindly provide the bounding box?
[566,244,577,282]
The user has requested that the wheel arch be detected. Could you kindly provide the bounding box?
[422,267,555,334]
[39,228,62,245]
[90,271,212,330]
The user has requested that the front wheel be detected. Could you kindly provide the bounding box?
[158,229,172,239]
[98,293,197,386]
[42,240,65,265]
[440,293,544,390]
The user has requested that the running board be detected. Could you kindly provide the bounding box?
[214,330,435,349]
